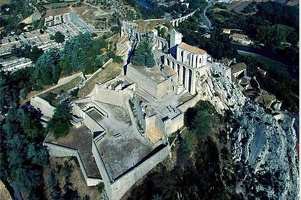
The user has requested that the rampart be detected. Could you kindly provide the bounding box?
[177,94,201,112]
[44,142,102,186]
[92,139,170,200]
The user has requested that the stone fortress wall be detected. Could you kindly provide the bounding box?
[109,144,170,200]
[44,141,102,186]
[126,65,172,99]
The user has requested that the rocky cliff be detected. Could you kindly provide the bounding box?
[196,69,299,199]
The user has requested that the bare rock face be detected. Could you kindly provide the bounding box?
[196,69,299,199]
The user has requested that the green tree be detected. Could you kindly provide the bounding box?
[47,99,72,139]
[33,48,61,88]
[0,72,18,114]
[51,31,65,43]
[131,42,156,67]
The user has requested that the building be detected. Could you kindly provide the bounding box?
[229,33,252,45]
[229,62,247,78]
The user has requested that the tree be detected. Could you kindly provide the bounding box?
[47,99,72,139]
[52,31,65,43]
[113,55,123,63]
[33,48,61,88]
[1,106,49,198]
[0,72,18,114]
[131,42,156,67]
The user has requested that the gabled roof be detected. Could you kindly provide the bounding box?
[179,42,207,55]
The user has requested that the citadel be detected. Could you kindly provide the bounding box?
[30,17,297,200]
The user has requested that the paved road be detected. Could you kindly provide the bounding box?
[202,0,214,30]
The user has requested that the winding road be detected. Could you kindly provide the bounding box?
[201,0,214,30]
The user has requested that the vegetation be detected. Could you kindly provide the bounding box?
[131,41,156,67]
[0,33,112,112]
[50,31,65,43]
[177,3,298,111]
[0,1,34,36]
[33,48,61,89]
[47,99,73,139]
[207,1,299,63]
[0,106,49,199]
[123,0,207,20]
[127,101,239,199]
[59,33,107,75]
[0,71,19,114]
[11,44,44,62]
[244,57,299,111]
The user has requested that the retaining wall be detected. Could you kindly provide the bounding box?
[109,144,170,200]
[177,95,201,113]
[44,142,102,186]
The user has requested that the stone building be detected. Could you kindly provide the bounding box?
[163,28,209,95]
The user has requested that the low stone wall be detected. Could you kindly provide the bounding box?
[177,95,201,113]
[92,141,113,193]
[44,142,102,186]
[85,58,113,84]
[30,96,55,118]
[164,113,184,135]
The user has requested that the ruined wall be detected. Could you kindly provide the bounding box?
[44,142,102,186]
[30,96,55,118]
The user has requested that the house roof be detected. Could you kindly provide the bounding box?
[179,43,207,55]
[230,62,247,73]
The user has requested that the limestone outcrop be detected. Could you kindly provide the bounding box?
[196,69,299,199]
